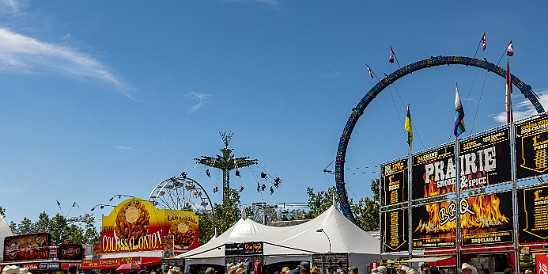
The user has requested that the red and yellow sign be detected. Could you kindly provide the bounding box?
[101,198,199,254]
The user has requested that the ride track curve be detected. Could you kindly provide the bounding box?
[335,55,546,224]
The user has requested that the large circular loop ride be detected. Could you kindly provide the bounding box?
[148,175,214,214]
[336,55,545,223]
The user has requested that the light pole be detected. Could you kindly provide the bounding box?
[316,228,331,253]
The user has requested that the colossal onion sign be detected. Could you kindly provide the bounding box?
[101,198,199,254]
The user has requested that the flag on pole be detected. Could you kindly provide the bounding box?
[506,60,513,124]
[389,47,395,63]
[366,64,373,78]
[405,105,413,150]
[481,32,487,51]
[507,40,514,56]
[454,85,466,137]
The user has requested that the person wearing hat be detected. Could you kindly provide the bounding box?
[348,266,358,274]
[235,267,246,274]
[460,263,477,274]
[19,268,31,274]
[281,267,291,274]
[398,266,410,274]
[377,266,388,274]
[68,265,78,274]
[299,262,310,274]
[2,265,20,274]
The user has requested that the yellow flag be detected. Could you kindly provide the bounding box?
[405,105,413,150]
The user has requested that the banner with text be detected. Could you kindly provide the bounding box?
[382,208,408,252]
[412,144,455,199]
[459,127,512,189]
[381,158,408,206]
[519,185,548,242]
[412,191,513,248]
[516,116,548,179]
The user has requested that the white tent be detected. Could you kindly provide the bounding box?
[0,215,13,262]
[178,205,381,272]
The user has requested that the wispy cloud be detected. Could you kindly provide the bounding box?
[492,89,548,123]
[0,27,134,97]
[115,145,134,151]
[186,92,211,113]
[224,0,280,8]
[1,0,21,13]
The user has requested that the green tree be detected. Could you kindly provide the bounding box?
[305,180,380,231]
[198,188,241,245]
[34,212,51,233]
[304,187,338,219]
[0,206,5,218]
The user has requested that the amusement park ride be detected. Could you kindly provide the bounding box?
[335,54,547,274]
[147,132,282,217]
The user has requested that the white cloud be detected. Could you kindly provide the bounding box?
[115,145,134,151]
[0,27,134,97]
[186,92,211,113]
[492,89,548,123]
[224,0,280,8]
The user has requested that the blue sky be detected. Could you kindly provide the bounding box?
[1,0,548,224]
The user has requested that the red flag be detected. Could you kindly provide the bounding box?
[507,40,514,56]
[389,47,395,63]
[506,60,513,124]
[481,33,486,51]
[366,64,373,78]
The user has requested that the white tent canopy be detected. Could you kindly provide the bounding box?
[0,215,13,262]
[178,205,381,271]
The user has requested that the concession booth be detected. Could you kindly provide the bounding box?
[80,198,199,273]
[1,233,83,274]
[380,114,548,274]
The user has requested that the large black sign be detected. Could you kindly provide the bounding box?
[381,159,408,206]
[382,208,408,252]
[412,145,455,199]
[225,242,263,256]
[312,253,349,271]
[519,185,548,242]
[516,116,548,179]
[459,127,512,188]
[412,192,513,248]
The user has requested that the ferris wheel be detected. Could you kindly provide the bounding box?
[148,174,214,214]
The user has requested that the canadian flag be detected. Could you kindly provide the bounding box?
[507,40,514,56]
[366,64,373,78]
[389,47,395,63]
[481,33,486,51]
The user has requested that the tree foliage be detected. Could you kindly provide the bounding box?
[306,179,380,231]
[198,188,241,245]
[6,211,99,245]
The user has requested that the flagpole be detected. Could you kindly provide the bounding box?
[405,104,413,260]
[455,137,462,271]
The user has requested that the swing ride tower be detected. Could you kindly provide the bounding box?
[195,132,258,203]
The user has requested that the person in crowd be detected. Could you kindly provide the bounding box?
[281,267,291,274]
[430,267,442,274]
[205,267,215,274]
[311,267,321,274]
[2,265,20,274]
[228,266,239,274]
[421,264,430,274]
[398,266,410,274]
[68,265,78,274]
[348,266,358,274]
[377,266,387,274]
[299,262,310,274]
[327,267,335,274]
[460,264,478,274]
[371,268,379,274]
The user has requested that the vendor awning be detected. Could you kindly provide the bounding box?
[400,256,453,263]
